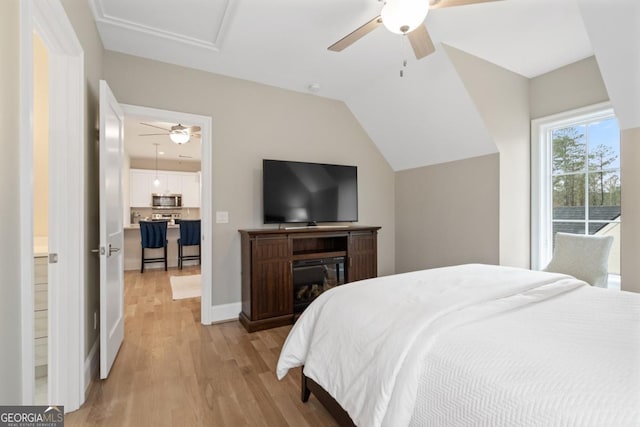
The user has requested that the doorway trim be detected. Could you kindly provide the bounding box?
[19,0,85,410]
[120,104,213,324]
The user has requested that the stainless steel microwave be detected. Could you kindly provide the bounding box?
[152,193,182,209]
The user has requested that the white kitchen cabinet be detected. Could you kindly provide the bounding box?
[181,172,200,207]
[35,338,48,367]
[166,174,182,194]
[152,174,168,194]
[129,169,200,208]
[34,256,48,370]
[129,169,154,207]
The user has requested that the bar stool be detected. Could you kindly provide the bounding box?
[139,220,168,273]
[178,219,201,269]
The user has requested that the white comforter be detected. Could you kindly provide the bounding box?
[276,264,640,427]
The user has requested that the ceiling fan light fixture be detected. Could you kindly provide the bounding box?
[169,130,190,144]
[381,0,430,35]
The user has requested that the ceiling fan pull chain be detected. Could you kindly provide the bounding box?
[400,33,409,78]
[400,58,408,77]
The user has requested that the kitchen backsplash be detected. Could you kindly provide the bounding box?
[130,207,200,224]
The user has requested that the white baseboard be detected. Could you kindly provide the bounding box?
[84,339,99,396]
[209,302,241,324]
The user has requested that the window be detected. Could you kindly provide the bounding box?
[532,103,621,284]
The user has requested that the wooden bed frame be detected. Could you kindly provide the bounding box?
[301,371,356,427]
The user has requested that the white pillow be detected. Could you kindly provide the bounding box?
[543,232,614,287]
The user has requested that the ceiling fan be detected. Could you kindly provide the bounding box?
[328,0,502,60]
[139,122,201,145]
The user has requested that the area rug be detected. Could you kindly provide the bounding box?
[169,274,201,300]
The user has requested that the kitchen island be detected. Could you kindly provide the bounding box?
[124,223,200,271]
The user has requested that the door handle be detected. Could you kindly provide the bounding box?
[91,246,119,256]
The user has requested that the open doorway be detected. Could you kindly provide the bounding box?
[120,105,213,325]
[123,117,202,268]
[20,0,85,411]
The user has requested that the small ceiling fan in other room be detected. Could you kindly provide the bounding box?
[139,122,201,145]
[328,0,502,60]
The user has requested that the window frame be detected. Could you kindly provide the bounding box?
[531,102,618,271]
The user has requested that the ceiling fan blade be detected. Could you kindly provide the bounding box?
[138,133,169,136]
[188,126,201,133]
[140,122,171,131]
[408,25,435,59]
[430,0,503,9]
[328,15,382,52]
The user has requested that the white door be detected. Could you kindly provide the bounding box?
[99,80,125,379]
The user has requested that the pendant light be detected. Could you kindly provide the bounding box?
[153,143,160,187]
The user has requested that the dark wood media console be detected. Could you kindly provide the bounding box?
[238,226,381,332]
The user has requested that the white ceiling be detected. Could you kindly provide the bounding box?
[91,0,593,94]
[91,0,602,170]
[428,0,592,78]
[124,117,202,162]
[577,0,640,130]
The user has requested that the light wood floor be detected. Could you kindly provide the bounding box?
[65,267,337,426]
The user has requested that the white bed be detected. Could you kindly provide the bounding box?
[276,264,640,426]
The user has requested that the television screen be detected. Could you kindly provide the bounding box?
[263,159,358,224]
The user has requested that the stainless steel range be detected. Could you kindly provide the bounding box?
[151,212,181,221]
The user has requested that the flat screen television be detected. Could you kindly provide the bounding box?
[263,159,358,225]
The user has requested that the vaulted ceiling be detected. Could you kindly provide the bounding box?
[90,0,638,170]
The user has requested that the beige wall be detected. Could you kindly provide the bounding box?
[0,0,22,405]
[33,34,49,238]
[130,158,201,172]
[621,127,640,292]
[60,0,104,357]
[445,46,531,268]
[395,154,500,272]
[529,56,609,119]
[104,51,395,304]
